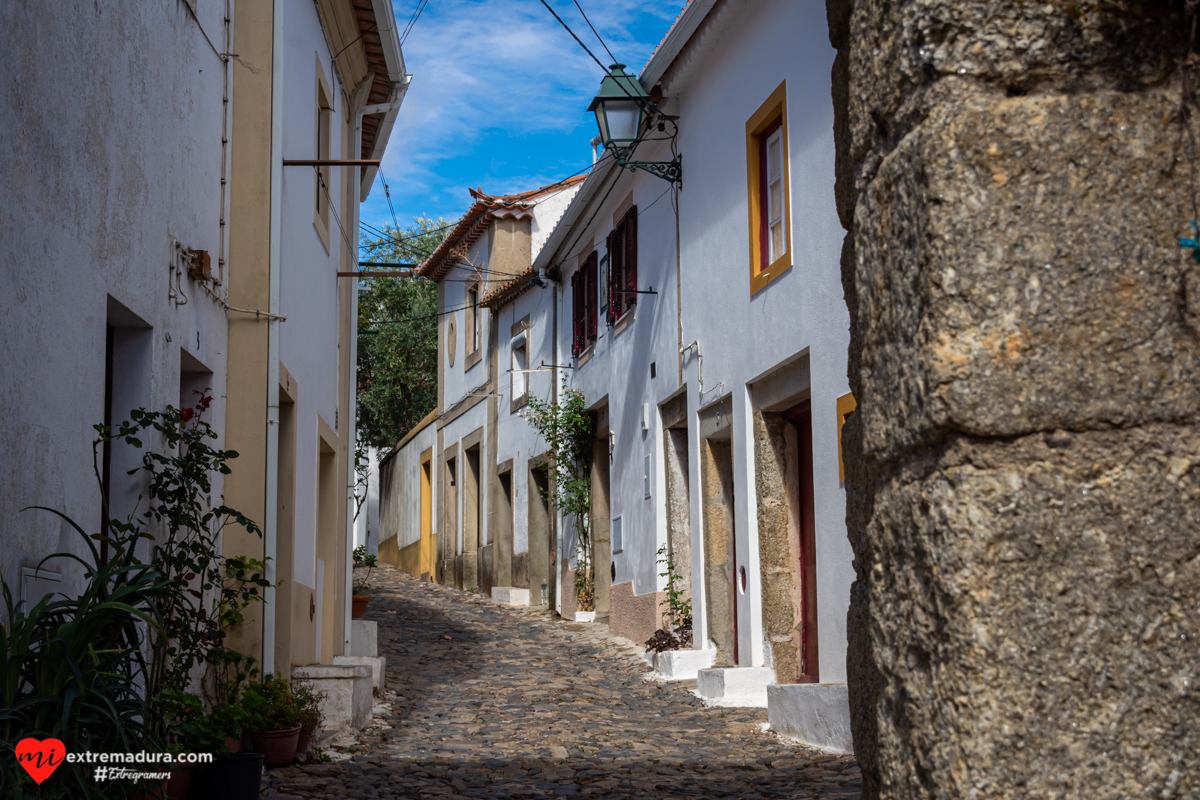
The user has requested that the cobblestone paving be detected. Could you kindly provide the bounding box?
[263,566,861,799]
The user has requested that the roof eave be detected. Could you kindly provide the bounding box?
[640,0,720,89]
[532,159,620,274]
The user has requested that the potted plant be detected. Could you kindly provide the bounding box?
[352,545,377,618]
[290,680,323,753]
[162,687,259,799]
[242,674,302,768]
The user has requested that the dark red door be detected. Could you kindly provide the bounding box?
[784,400,818,682]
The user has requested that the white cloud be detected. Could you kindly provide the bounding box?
[372,0,680,220]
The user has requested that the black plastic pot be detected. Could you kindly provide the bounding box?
[195,751,263,800]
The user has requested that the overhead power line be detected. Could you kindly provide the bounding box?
[358,153,614,251]
[572,0,617,66]
[537,0,608,73]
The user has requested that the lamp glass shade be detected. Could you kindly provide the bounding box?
[600,99,642,147]
[588,64,649,152]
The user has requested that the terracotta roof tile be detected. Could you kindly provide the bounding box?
[419,173,589,281]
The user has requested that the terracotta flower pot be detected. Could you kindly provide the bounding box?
[224,734,242,753]
[352,594,370,619]
[165,764,196,800]
[250,723,302,768]
[296,724,315,753]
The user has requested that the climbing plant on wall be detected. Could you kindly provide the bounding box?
[522,379,595,610]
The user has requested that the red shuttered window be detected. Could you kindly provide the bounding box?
[606,206,638,323]
[571,252,600,356]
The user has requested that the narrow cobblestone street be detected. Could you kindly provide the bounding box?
[263,567,861,799]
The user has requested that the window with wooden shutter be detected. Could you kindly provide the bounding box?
[571,270,584,356]
[585,251,598,342]
[606,207,638,322]
[606,229,620,324]
[624,206,637,313]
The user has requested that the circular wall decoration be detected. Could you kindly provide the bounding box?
[447,314,457,367]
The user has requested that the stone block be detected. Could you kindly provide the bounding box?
[490,586,530,606]
[654,646,717,682]
[333,655,387,695]
[852,426,1200,798]
[609,581,667,646]
[291,664,372,733]
[351,620,378,657]
[767,683,853,754]
[853,88,1200,463]
[695,667,774,708]
[839,0,1187,193]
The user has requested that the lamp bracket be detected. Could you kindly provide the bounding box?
[619,155,682,186]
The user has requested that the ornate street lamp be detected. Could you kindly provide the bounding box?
[588,64,681,185]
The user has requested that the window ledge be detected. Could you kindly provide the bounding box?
[509,394,529,415]
[576,344,595,368]
[612,309,635,337]
[750,262,792,296]
[464,346,482,371]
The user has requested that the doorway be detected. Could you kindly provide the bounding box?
[701,436,738,665]
[591,412,611,619]
[783,400,818,682]
[528,460,554,610]
[420,450,433,581]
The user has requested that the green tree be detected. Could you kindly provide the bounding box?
[357,216,448,454]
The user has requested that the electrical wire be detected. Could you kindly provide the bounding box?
[572,0,617,66]
[537,0,608,73]
[318,170,361,264]
[400,0,431,44]
[378,168,403,231]
[364,282,540,327]
[358,153,615,251]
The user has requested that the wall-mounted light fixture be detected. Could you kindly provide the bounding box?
[589,64,681,185]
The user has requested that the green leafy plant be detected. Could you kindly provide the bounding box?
[290,680,323,738]
[522,380,595,611]
[161,688,248,755]
[90,392,270,722]
[241,673,299,732]
[0,516,172,799]
[352,545,378,594]
[645,545,692,653]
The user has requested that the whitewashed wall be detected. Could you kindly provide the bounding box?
[553,163,682,599]
[0,1,232,602]
[378,423,437,554]
[278,6,350,594]
[670,0,851,678]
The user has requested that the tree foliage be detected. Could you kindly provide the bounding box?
[357,217,448,454]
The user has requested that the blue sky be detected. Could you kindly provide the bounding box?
[360,0,684,237]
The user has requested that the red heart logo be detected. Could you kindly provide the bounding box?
[15,738,66,784]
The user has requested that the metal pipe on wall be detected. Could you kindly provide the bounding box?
[261,0,286,676]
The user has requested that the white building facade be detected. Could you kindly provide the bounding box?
[0,0,235,604]
[376,0,854,751]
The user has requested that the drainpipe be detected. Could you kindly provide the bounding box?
[680,340,704,397]
[262,0,286,676]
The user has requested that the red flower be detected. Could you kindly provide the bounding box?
[180,407,195,423]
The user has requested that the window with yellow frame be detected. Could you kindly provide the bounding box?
[745,82,791,294]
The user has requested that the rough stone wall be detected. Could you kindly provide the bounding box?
[830,1,1199,797]
[701,439,738,666]
[609,581,669,646]
[753,412,804,685]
